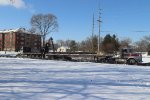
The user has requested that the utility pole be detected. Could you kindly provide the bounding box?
[92,14,95,38]
[97,9,101,54]
[92,13,95,52]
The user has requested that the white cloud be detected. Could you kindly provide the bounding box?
[0,0,26,8]
[27,3,36,13]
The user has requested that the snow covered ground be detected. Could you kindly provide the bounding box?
[142,56,150,63]
[0,58,150,100]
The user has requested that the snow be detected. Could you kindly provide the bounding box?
[0,51,21,55]
[0,51,20,57]
[142,56,150,63]
[0,28,30,34]
[141,52,150,63]
[0,57,150,100]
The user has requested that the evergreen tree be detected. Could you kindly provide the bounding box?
[69,40,78,52]
[102,34,120,53]
[91,35,98,52]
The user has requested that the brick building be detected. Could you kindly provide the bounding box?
[0,28,41,52]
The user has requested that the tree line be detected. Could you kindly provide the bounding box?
[54,34,150,54]
[29,13,150,54]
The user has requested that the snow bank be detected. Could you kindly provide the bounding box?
[0,51,20,57]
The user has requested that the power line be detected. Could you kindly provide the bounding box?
[133,31,150,33]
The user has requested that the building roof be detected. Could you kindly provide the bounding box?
[0,28,40,35]
[59,46,70,49]
[0,28,26,33]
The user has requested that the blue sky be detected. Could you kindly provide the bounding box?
[0,0,150,42]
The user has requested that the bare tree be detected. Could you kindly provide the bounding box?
[135,35,150,52]
[31,14,58,46]
[78,35,98,52]
[28,27,36,34]
[120,38,132,48]
[56,40,65,47]
[135,40,147,52]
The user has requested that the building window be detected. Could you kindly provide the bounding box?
[26,42,29,45]
[21,37,24,40]
[34,39,38,41]
[21,42,24,45]
[21,33,24,36]
[16,36,19,39]
[34,43,37,45]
